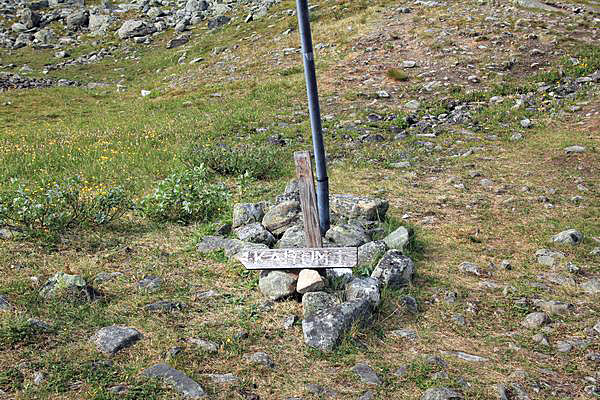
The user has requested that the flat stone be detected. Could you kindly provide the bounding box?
[535,249,565,267]
[390,329,417,341]
[303,298,371,352]
[117,20,156,39]
[302,291,339,319]
[262,200,301,236]
[243,352,274,368]
[383,226,409,251]
[297,269,325,294]
[352,363,381,385]
[552,229,584,246]
[142,364,206,398]
[421,387,463,400]
[358,240,388,268]
[345,277,381,308]
[205,373,238,384]
[371,250,415,289]
[188,338,218,353]
[92,326,142,355]
[259,270,297,300]
[442,351,488,362]
[232,203,266,228]
[522,312,549,329]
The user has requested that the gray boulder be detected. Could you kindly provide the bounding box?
[325,224,370,247]
[66,9,89,31]
[303,298,371,351]
[19,8,41,29]
[371,250,415,288]
[234,222,275,246]
[39,272,97,301]
[358,240,387,267]
[522,312,549,328]
[33,29,55,44]
[552,229,584,246]
[421,387,463,400]
[383,226,409,251]
[276,225,305,248]
[89,14,111,35]
[142,364,206,398]
[232,203,265,228]
[258,270,297,300]
[346,277,380,308]
[302,291,340,319]
[117,20,156,39]
[330,194,389,222]
[185,0,209,13]
[262,200,301,236]
[92,326,143,355]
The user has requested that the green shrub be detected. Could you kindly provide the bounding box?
[386,68,410,82]
[184,144,287,180]
[139,166,229,224]
[0,177,133,236]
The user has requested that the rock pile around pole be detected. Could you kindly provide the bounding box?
[197,180,416,351]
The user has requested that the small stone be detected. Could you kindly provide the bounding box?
[243,352,275,368]
[188,338,218,353]
[358,391,374,400]
[395,366,408,377]
[142,364,206,398]
[458,262,484,276]
[532,333,549,346]
[452,315,466,326]
[594,320,600,334]
[108,385,128,394]
[500,260,512,270]
[421,387,463,400]
[405,100,421,110]
[283,315,296,329]
[206,373,238,384]
[403,60,417,68]
[352,363,381,385]
[390,329,417,341]
[564,145,585,154]
[92,326,143,355]
[383,226,409,251]
[552,229,584,246]
[581,278,600,295]
[371,250,415,288]
[296,269,325,294]
[137,276,162,292]
[305,383,337,398]
[520,118,532,128]
[141,90,151,97]
[522,312,549,329]
[403,295,418,314]
[535,249,565,267]
[443,351,488,362]
[556,341,572,353]
[33,371,44,385]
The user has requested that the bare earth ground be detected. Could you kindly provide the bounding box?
[1,0,600,399]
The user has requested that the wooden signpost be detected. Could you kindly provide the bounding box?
[237,151,356,272]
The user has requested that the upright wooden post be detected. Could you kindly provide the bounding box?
[294,151,326,293]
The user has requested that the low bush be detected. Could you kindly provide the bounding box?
[0,177,133,236]
[139,166,229,224]
[184,144,287,180]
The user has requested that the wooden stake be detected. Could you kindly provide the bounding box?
[294,151,323,248]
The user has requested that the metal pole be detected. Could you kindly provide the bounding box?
[295,0,330,235]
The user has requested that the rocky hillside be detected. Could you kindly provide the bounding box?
[0,0,599,399]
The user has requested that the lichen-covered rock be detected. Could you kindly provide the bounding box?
[421,387,463,400]
[39,272,98,301]
[92,326,143,355]
[258,270,297,300]
[371,250,415,288]
[262,200,301,236]
[330,194,389,222]
[234,223,275,246]
[142,364,206,399]
[358,240,388,268]
[302,291,339,319]
[552,229,584,246]
[276,225,305,248]
[303,298,372,352]
[346,277,380,308]
[325,224,370,247]
[383,226,409,251]
[232,203,266,229]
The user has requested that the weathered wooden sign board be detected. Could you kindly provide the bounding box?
[237,247,357,270]
[237,151,357,271]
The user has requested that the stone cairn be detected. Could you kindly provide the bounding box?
[197,180,416,352]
